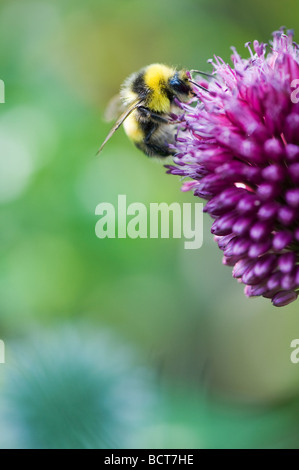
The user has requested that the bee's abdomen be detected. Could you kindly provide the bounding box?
[140,120,176,158]
[123,112,144,143]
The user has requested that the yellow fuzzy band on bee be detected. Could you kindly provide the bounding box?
[144,64,174,113]
[123,112,143,143]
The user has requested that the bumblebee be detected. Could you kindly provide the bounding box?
[97,64,195,158]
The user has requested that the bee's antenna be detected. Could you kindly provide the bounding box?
[190,70,214,79]
[188,79,210,93]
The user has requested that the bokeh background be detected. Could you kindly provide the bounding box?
[0,0,299,449]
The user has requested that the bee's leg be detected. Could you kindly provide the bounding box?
[138,107,170,124]
[144,122,159,144]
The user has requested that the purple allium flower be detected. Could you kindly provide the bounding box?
[166,29,299,307]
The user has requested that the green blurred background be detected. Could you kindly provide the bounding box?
[1,0,299,449]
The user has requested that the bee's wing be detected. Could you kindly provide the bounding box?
[104,94,124,122]
[97,99,144,156]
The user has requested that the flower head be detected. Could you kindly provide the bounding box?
[166,29,299,307]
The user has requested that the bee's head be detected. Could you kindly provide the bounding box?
[168,70,194,102]
[142,64,194,113]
